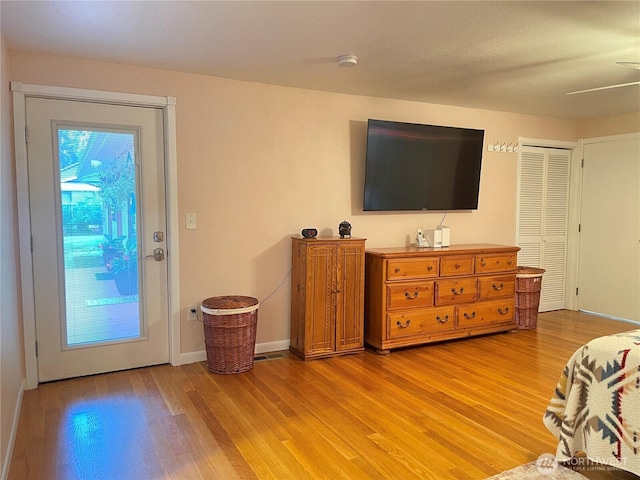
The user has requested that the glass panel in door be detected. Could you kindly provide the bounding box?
[59,128,142,346]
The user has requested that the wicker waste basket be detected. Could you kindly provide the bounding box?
[515,267,545,330]
[201,295,259,374]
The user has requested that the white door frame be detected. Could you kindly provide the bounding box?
[12,82,181,389]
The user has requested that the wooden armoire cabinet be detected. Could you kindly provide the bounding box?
[290,236,366,360]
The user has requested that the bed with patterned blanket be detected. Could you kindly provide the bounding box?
[543,329,640,476]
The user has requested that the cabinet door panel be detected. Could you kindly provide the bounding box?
[307,246,336,354]
[336,245,365,351]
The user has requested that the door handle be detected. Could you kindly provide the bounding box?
[146,248,165,262]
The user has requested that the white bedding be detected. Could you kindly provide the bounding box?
[543,329,640,476]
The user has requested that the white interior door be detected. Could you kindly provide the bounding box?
[517,146,571,311]
[27,97,169,382]
[577,135,640,321]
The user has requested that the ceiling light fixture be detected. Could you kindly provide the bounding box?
[337,55,358,68]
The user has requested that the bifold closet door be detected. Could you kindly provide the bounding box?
[517,146,570,312]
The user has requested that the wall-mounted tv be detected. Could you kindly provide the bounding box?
[363,119,484,211]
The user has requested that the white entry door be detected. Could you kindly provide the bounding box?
[26,97,169,382]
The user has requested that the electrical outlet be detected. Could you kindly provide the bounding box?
[188,304,198,321]
[186,213,197,230]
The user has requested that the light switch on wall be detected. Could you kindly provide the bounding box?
[186,213,197,230]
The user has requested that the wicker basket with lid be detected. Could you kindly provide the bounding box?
[201,295,259,374]
[515,267,545,329]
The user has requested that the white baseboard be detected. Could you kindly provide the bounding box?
[177,339,290,366]
[255,339,290,355]
[178,350,207,365]
[578,310,640,325]
[1,379,25,480]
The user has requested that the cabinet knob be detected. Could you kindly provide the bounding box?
[455,263,461,269]
[396,319,411,329]
[404,290,419,300]
[395,267,401,273]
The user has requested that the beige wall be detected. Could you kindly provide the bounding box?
[6,51,616,356]
[0,37,25,476]
[579,112,640,139]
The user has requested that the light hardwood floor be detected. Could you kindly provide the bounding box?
[8,310,640,479]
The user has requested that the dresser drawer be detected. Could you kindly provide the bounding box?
[435,277,478,305]
[387,258,439,281]
[387,306,455,339]
[478,274,516,300]
[386,282,434,310]
[440,256,474,276]
[457,299,515,328]
[475,253,517,273]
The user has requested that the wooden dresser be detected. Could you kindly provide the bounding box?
[290,237,366,360]
[364,244,519,354]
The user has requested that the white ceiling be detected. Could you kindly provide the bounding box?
[2,1,639,120]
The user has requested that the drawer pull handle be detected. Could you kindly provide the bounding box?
[464,311,476,320]
[395,267,401,273]
[455,263,461,269]
[404,290,419,299]
[480,259,486,267]
[427,265,433,271]
[508,259,513,265]
[492,283,504,291]
[498,307,509,315]
[396,319,411,329]
[451,287,464,295]
[436,315,449,324]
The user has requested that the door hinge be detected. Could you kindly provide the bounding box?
[25,126,29,144]
[578,224,581,233]
[576,287,579,296]
[581,158,584,168]
[35,341,38,357]
[30,235,33,252]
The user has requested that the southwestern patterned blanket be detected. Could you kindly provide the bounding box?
[543,329,640,476]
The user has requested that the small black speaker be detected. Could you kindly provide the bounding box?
[301,228,318,238]
[339,221,352,238]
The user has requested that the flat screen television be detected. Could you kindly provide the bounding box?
[363,119,484,211]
